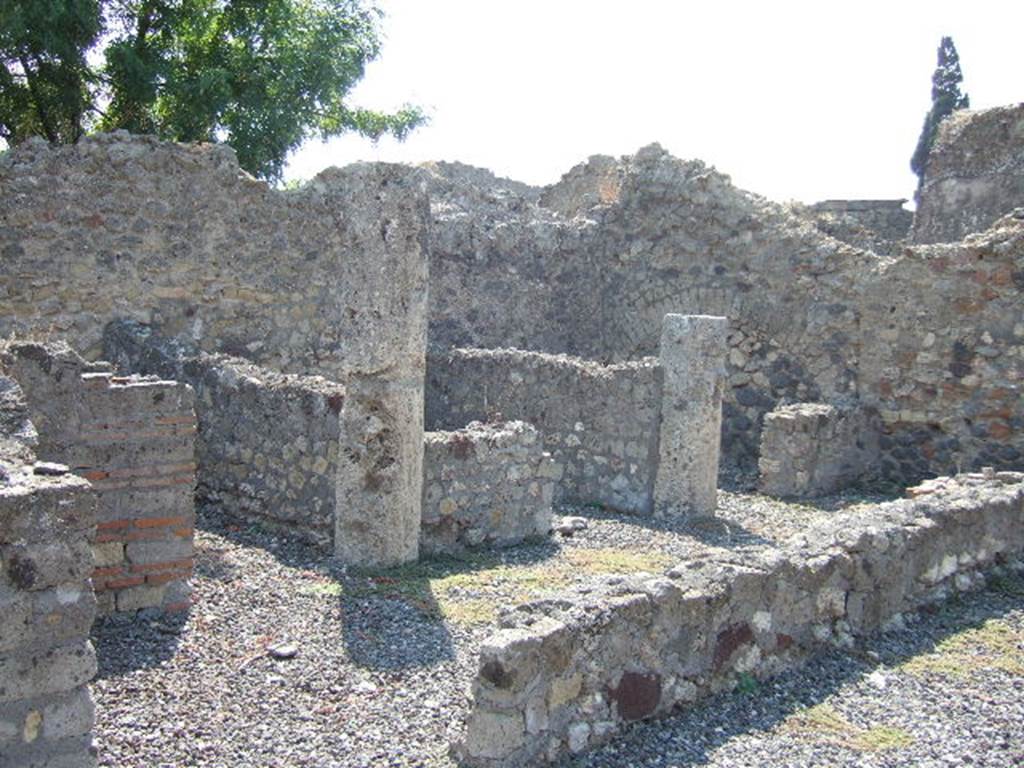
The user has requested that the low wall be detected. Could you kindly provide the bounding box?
[103,321,342,549]
[425,348,662,514]
[758,402,880,497]
[421,422,561,556]
[456,472,1024,766]
[1,376,98,768]
[1,341,196,615]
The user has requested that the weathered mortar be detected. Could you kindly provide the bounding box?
[803,199,912,255]
[1,376,98,768]
[913,103,1024,244]
[456,472,1024,766]
[1,341,196,616]
[421,421,560,556]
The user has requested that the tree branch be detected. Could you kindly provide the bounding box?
[18,55,58,143]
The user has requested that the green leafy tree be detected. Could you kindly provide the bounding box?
[1,1,423,181]
[911,36,970,190]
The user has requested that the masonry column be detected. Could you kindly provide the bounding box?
[332,165,430,568]
[653,314,728,517]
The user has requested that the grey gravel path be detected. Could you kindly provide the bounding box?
[90,493,1023,767]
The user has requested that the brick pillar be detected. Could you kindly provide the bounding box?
[653,314,728,517]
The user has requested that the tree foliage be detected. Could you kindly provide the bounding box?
[911,36,969,189]
[1,0,423,180]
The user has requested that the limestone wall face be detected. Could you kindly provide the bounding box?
[1,377,98,768]
[104,321,341,549]
[424,143,1024,482]
[421,422,560,556]
[759,403,880,497]
[456,473,1024,766]
[1,341,196,616]
[425,348,662,514]
[913,103,1024,244]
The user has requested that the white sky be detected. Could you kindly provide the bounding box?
[286,0,1024,205]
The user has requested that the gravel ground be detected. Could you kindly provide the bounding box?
[90,489,1023,767]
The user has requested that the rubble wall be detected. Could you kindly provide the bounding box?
[758,403,881,497]
[424,141,1024,481]
[425,348,661,514]
[1,132,429,566]
[913,103,1024,244]
[457,473,1024,766]
[421,422,560,556]
[1,377,98,768]
[103,321,342,549]
[1,341,196,616]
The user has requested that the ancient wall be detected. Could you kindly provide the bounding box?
[804,199,912,255]
[1,376,98,768]
[421,422,560,556]
[104,321,342,549]
[457,472,1024,766]
[424,142,1024,482]
[758,403,880,497]
[0,131,429,567]
[1,341,196,615]
[913,103,1024,244]
[425,347,662,514]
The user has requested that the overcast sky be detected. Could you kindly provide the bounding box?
[286,0,1022,205]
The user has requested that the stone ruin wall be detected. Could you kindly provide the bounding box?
[1,341,196,616]
[103,321,342,548]
[0,132,430,567]
[423,140,1024,484]
[1,376,98,767]
[913,102,1024,244]
[458,472,1024,766]
[108,322,563,556]
[421,421,560,556]
[758,402,880,498]
[803,199,912,255]
[426,348,663,514]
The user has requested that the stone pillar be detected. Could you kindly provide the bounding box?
[331,168,429,567]
[653,314,728,517]
[335,376,424,567]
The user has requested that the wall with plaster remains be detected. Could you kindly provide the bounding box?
[1,341,195,615]
[457,473,1024,766]
[1,376,98,767]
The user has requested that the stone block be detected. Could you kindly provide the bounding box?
[0,642,97,704]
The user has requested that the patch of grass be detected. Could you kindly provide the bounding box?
[900,618,1024,679]
[988,571,1024,597]
[782,703,914,752]
[345,546,674,627]
[299,582,343,597]
[563,547,674,575]
[735,672,759,695]
[853,726,915,751]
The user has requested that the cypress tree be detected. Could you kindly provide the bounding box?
[911,36,970,190]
